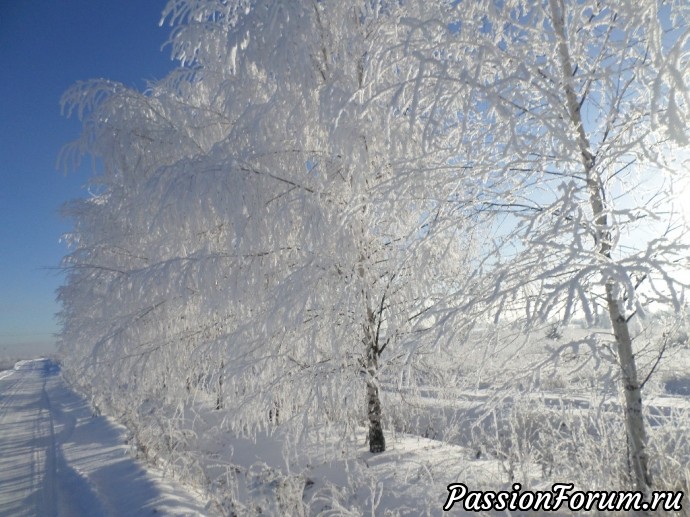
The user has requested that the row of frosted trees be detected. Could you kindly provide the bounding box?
[59,0,690,496]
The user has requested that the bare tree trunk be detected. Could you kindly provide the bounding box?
[361,274,385,453]
[549,0,651,492]
[356,189,386,453]
[365,330,386,453]
[606,284,651,489]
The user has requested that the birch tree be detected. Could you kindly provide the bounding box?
[159,0,489,454]
[433,0,690,492]
[59,0,487,456]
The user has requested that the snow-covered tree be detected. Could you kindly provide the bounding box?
[59,0,493,456]
[430,0,690,492]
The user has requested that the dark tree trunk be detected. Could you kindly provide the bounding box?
[366,336,385,453]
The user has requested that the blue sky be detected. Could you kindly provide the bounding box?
[0,1,175,358]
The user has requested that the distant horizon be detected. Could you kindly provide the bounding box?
[1,341,59,360]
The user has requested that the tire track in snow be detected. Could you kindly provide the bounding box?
[39,374,57,516]
[0,359,209,516]
[0,374,23,415]
[0,360,52,516]
[0,361,110,516]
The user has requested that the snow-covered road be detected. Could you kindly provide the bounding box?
[0,358,208,516]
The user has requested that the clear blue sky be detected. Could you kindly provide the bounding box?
[0,1,175,358]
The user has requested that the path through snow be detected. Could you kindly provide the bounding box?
[0,358,209,516]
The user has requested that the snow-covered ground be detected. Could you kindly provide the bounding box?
[3,332,690,516]
[0,358,208,516]
[0,358,513,516]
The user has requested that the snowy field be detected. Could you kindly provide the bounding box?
[0,358,207,516]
